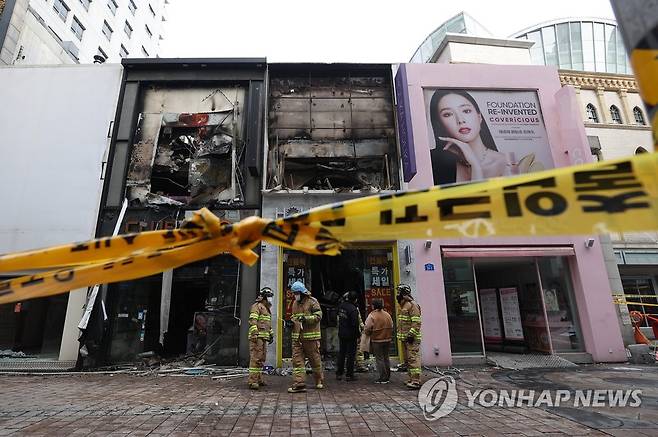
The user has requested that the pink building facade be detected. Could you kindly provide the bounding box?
[396,63,626,365]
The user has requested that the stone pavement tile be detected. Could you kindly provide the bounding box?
[329,425,352,434]
[309,430,335,437]
[390,429,422,437]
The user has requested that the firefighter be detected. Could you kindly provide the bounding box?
[288,281,324,393]
[396,284,422,389]
[248,287,274,390]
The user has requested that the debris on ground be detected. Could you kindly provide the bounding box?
[0,350,28,359]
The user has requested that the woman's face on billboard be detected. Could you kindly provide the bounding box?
[437,93,482,143]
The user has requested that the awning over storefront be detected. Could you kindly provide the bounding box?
[441,246,575,258]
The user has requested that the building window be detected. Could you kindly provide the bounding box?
[107,0,117,15]
[586,103,599,123]
[128,0,136,15]
[102,20,113,41]
[79,0,91,11]
[633,106,646,125]
[623,277,658,328]
[149,3,156,17]
[120,44,128,58]
[124,20,133,38]
[541,25,557,66]
[587,135,602,161]
[97,46,108,60]
[71,16,85,41]
[145,24,153,38]
[141,46,149,57]
[610,105,623,124]
[527,30,544,65]
[570,22,584,70]
[53,0,70,22]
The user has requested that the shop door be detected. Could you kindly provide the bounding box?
[442,258,484,355]
[474,258,550,354]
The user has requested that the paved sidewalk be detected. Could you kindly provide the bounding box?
[0,365,656,436]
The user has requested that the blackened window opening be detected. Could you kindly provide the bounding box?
[267,68,399,191]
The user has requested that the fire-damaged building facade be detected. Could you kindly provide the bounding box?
[83,60,414,369]
[86,59,266,367]
[258,64,415,367]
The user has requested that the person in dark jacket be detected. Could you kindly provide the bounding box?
[336,291,361,381]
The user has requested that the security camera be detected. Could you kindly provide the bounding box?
[585,238,595,248]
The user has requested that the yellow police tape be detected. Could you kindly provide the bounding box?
[613,294,658,299]
[615,301,658,308]
[2,152,658,305]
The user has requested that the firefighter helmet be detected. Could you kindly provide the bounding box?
[257,287,274,300]
[396,284,412,301]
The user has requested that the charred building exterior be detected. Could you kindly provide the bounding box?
[259,63,413,367]
[89,59,266,366]
[82,60,411,368]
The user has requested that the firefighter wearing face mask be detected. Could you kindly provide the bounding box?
[248,287,274,390]
[288,281,324,393]
[396,284,422,389]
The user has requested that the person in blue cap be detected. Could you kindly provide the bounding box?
[288,281,324,393]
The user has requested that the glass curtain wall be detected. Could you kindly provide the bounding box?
[518,21,630,74]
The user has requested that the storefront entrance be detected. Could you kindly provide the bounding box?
[0,293,68,359]
[279,245,399,364]
[106,255,241,365]
[443,254,583,358]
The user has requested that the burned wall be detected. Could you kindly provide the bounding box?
[127,85,246,207]
[267,67,400,191]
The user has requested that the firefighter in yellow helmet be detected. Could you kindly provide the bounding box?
[396,284,422,389]
[247,287,274,390]
[288,281,324,393]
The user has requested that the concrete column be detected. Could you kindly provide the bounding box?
[58,288,87,361]
[595,87,610,123]
[598,234,634,345]
[618,89,633,125]
[239,260,259,366]
[572,85,587,122]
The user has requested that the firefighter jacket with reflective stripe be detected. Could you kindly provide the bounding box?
[397,299,422,341]
[248,301,273,340]
[291,296,322,341]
